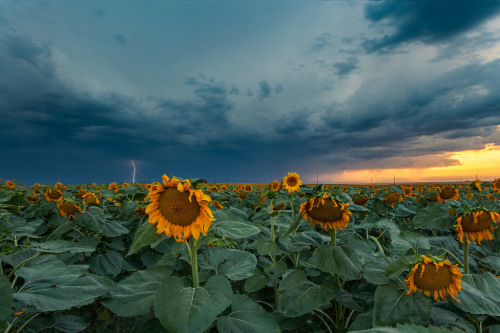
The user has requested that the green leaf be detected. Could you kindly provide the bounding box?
[218,294,280,333]
[153,275,233,333]
[103,265,173,317]
[391,231,430,253]
[256,238,276,256]
[278,270,339,317]
[102,219,129,237]
[199,247,257,281]
[74,207,105,233]
[372,281,432,327]
[52,314,89,333]
[350,323,465,332]
[384,256,414,277]
[0,191,29,206]
[479,254,500,275]
[244,273,269,293]
[363,256,393,285]
[31,240,96,254]
[312,245,363,280]
[431,307,475,333]
[135,318,168,333]
[89,250,123,277]
[454,272,500,316]
[213,220,261,239]
[0,276,13,325]
[412,205,455,231]
[13,262,112,311]
[128,222,165,256]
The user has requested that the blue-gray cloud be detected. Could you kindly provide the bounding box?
[113,33,128,46]
[363,0,500,53]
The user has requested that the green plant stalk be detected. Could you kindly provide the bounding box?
[464,241,470,274]
[329,229,345,332]
[15,312,40,333]
[368,236,384,254]
[188,237,199,288]
[7,253,41,280]
[330,229,337,247]
[269,213,279,306]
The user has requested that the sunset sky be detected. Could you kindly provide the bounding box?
[1,0,500,185]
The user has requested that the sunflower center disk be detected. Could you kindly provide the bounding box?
[287,177,298,187]
[386,193,399,204]
[308,199,343,222]
[48,191,61,199]
[461,213,493,232]
[61,202,78,214]
[413,264,452,291]
[440,187,455,199]
[158,188,200,227]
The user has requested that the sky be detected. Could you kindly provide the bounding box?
[1,0,500,185]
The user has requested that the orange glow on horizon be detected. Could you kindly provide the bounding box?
[320,143,500,183]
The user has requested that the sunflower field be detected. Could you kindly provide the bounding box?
[1,175,500,333]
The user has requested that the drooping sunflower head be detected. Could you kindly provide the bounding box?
[146,174,214,242]
[238,191,248,201]
[210,186,220,193]
[282,172,302,193]
[257,192,267,204]
[221,185,228,191]
[384,192,403,205]
[28,195,41,203]
[300,193,352,231]
[353,195,369,206]
[121,183,130,188]
[5,180,16,189]
[45,189,63,202]
[493,178,500,193]
[244,184,253,193]
[109,182,119,192]
[273,202,286,212]
[211,201,224,209]
[270,180,281,191]
[55,182,66,190]
[405,255,462,302]
[472,179,482,191]
[437,187,459,202]
[455,210,499,244]
[83,192,100,205]
[57,199,83,219]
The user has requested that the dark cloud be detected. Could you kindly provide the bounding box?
[363,0,500,53]
[113,33,128,46]
[257,80,271,100]
[333,56,359,77]
[312,33,335,51]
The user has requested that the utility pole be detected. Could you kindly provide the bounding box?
[393,174,396,185]
[317,174,318,184]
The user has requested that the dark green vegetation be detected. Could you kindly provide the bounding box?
[1,181,500,333]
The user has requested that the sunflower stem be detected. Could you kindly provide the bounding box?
[7,253,41,280]
[464,241,470,275]
[330,229,337,247]
[188,237,199,288]
[368,235,384,254]
[290,192,295,235]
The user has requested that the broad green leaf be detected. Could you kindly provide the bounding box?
[153,275,233,333]
[431,307,475,333]
[52,314,89,333]
[0,276,13,325]
[278,270,339,317]
[312,245,363,280]
[256,238,276,256]
[88,250,123,277]
[244,273,269,293]
[372,281,432,327]
[102,219,129,237]
[128,222,164,256]
[13,262,112,311]
[135,318,168,333]
[350,323,465,332]
[479,254,500,275]
[363,256,393,285]
[391,231,430,253]
[454,272,500,316]
[213,220,261,239]
[103,265,173,317]
[412,205,455,231]
[218,294,280,333]
[0,191,29,206]
[74,207,105,233]
[31,240,96,254]
[384,256,415,277]
[199,247,257,281]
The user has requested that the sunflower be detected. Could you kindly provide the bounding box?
[146,175,214,242]
[273,203,286,212]
[405,255,462,302]
[493,178,500,193]
[209,186,220,193]
[244,184,253,193]
[5,180,16,189]
[384,192,403,205]
[437,187,459,202]
[83,192,100,205]
[300,193,352,231]
[282,172,302,193]
[238,191,248,201]
[45,189,63,202]
[270,180,281,191]
[57,200,83,219]
[212,201,224,209]
[257,193,266,204]
[27,195,41,203]
[135,205,147,217]
[122,183,130,188]
[353,195,369,206]
[109,182,119,192]
[221,185,228,191]
[55,182,66,190]
[108,197,121,206]
[472,179,482,191]
[455,210,500,244]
